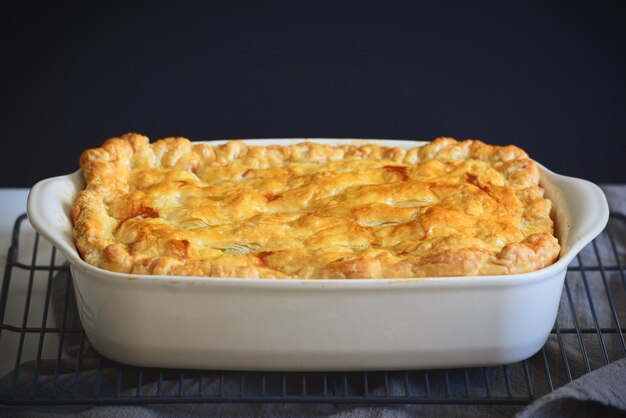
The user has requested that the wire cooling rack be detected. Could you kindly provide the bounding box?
[1,213,625,406]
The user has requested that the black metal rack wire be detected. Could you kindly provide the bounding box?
[0,213,625,406]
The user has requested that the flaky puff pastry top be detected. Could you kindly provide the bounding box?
[70,134,560,279]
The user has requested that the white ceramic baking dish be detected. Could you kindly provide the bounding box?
[27,139,609,371]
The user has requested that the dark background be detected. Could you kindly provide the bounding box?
[1,1,625,187]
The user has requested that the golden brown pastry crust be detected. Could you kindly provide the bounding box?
[70,134,560,279]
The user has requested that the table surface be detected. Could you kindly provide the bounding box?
[0,189,32,378]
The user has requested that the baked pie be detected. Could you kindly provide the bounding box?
[70,134,560,279]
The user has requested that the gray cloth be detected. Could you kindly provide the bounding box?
[516,358,626,418]
[1,185,625,417]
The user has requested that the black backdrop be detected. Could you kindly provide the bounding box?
[1,1,625,187]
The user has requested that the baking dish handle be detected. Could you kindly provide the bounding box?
[27,171,85,263]
[542,168,609,264]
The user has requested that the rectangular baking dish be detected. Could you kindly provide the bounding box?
[26,139,609,371]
